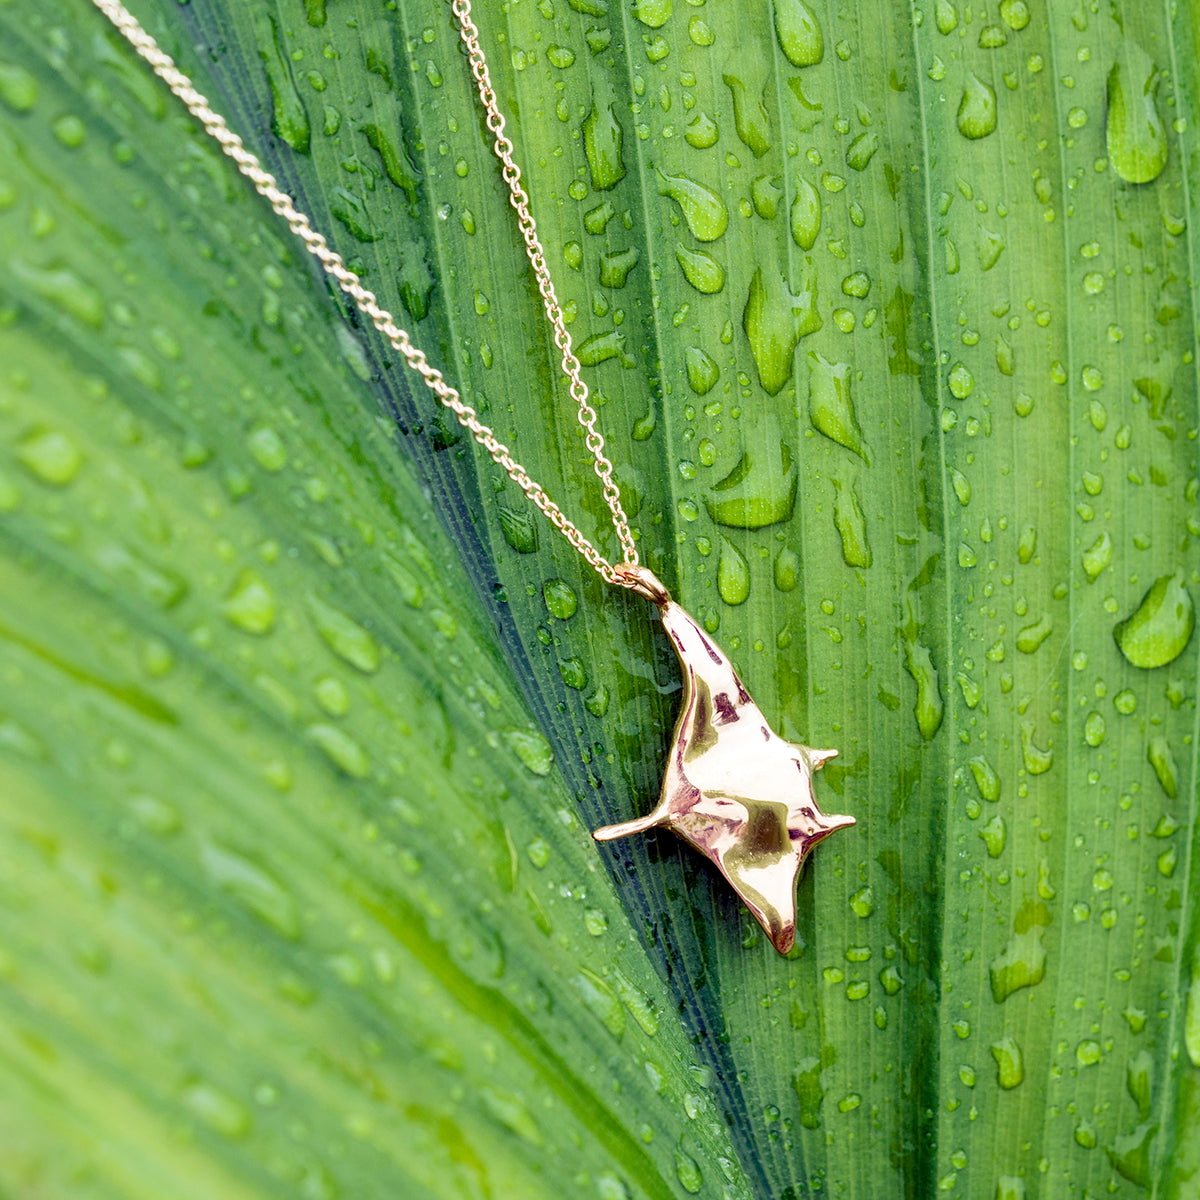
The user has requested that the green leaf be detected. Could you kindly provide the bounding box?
[1,1,1199,1198]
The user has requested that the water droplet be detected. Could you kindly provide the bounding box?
[1147,736,1178,798]
[182,1081,252,1138]
[1016,614,1053,654]
[632,0,671,26]
[948,362,974,398]
[807,351,866,458]
[995,1176,1026,1200]
[675,244,725,293]
[989,1037,1025,1089]
[201,840,300,937]
[684,346,719,395]
[0,61,37,112]
[978,227,1006,271]
[306,594,380,673]
[793,1056,825,1129]
[850,886,874,918]
[583,100,627,190]
[360,124,421,206]
[1106,44,1167,184]
[990,931,1045,1002]
[674,1146,703,1194]
[1082,531,1112,580]
[685,110,719,148]
[743,266,819,394]
[775,547,800,592]
[542,579,578,619]
[17,427,84,486]
[717,537,750,605]
[261,16,310,153]
[221,570,277,635]
[657,167,728,241]
[1185,946,1200,1066]
[774,0,824,66]
[10,259,105,328]
[1019,721,1053,774]
[599,247,640,287]
[559,657,588,689]
[1084,712,1106,747]
[957,74,997,139]
[576,329,630,366]
[979,814,1006,858]
[903,638,943,740]
[832,476,871,568]
[503,729,554,776]
[478,1084,544,1146]
[790,176,821,249]
[688,16,715,46]
[705,442,797,529]
[1114,572,1194,668]
[1000,0,1030,29]
[722,73,772,158]
[845,132,878,171]
[1107,1121,1157,1188]
[576,967,625,1037]
[52,113,86,148]
[751,173,784,219]
[969,756,1001,802]
[307,723,370,778]
[1126,1050,1153,1118]
[935,0,959,35]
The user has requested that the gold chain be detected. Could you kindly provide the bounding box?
[90,0,639,586]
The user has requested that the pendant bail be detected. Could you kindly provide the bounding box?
[612,563,671,608]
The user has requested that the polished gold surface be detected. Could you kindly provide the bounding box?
[596,568,855,955]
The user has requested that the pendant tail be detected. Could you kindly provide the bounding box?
[592,811,666,842]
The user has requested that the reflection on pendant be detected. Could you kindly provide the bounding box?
[594,565,855,955]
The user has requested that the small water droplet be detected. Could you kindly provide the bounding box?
[685,345,719,394]
[717,537,750,605]
[790,176,821,249]
[182,1081,252,1138]
[0,61,38,112]
[504,729,554,776]
[201,840,300,937]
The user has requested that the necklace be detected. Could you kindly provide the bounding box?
[93,0,855,955]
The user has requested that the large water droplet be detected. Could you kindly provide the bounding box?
[722,73,772,158]
[361,123,421,208]
[903,638,943,740]
[1113,571,1194,668]
[576,968,625,1037]
[583,100,627,190]
[307,724,370,778]
[675,244,725,293]
[599,247,640,287]
[1106,44,1167,184]
[807,352,866,459]
[989,930,1045,1002]
[989,1037,1025,1089]
[1019,721,1053,774]
[705,442,797,529]
[979,814,1006,857]
[1107,1122,1158,1188]
[744,267,817,394]
[832,476,871,568]
[657,167,728,241]
[0,61,38,112]
[969,756,1000,801]
[957,74,997,139]
[262,16,311,153]
[674,1146,703,1194]
[543,579,578,619]
[774,0,824,66]
[478,1084,545,1146]
[1082,530,1112,580]
[793,1056,825,1129]
[717,537,750,605]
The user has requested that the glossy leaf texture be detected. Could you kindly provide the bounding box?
[0,1,1198,1198]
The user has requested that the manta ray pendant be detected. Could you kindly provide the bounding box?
[594,564,855,955]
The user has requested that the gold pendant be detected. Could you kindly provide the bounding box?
[594,565,855,955]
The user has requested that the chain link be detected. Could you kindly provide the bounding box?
[90,0,638,586]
